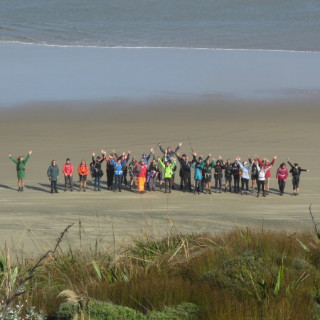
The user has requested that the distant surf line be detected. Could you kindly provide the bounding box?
[1,40,319,54]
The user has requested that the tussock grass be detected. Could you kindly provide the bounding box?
[2,227,320,319]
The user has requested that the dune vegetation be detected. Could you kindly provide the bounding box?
[1,210,320,320]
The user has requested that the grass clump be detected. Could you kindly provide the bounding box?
[2,226,320,319]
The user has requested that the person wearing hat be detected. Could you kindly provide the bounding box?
[8,150,32,191]
[287,158,310,195]
[236,157,253,195]
[63,158,74,191]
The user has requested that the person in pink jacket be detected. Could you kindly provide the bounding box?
[276,163,289,196]
[63,158,74,191]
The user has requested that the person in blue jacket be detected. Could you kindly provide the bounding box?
[191,152,204,195]
[110,153,127,192]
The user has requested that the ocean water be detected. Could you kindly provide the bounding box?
[1,1,320,107]
[1,0,320,51]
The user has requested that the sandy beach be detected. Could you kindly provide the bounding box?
[0,99,319,256]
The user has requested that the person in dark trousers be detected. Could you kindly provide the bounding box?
[213,156,224,193]
[105,150,117,190]
[147,159,160,191]
[47,160,59,193]
[109,153,127,192]
[92,150,106,191]
[236,157,253,195]
[224,159,233,192]
[276,163,289,196]
[120,151,130,188]
[176,153,193,192]
[256,156,276,197]
[232,161,240,193]
[250,158,259,194]
[63,158,74,191]
[202,156,215,194]
[287,158,309,195]
[158,142,182,189]
[190,152,204,195]
[9,150,32,191]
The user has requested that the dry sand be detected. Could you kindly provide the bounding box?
[0,98,319,256]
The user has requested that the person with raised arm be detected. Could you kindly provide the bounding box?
[78,160,89,192]
[191,152,204,195]
[276,162,289,196]
[236,156,253,195]
[8,150,32,191]
[256,155,277,197]
[287,158,310,195]
[213,155,224,193]
[109,152,127,192]
[176,153,193,192]
[158,142,182,189]
[224,159,233,193]
[157,156,176,193]
[231,160,240,194]
[256,154,276,195]
[91,150,106,191]
[202,154,215,194]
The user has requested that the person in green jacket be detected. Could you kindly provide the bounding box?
[8,150,32,191]
[47,160,59,193]
[157,157,176,193]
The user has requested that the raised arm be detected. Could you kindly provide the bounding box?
[9,153,18,164]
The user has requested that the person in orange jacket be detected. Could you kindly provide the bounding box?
[78,160,89,192]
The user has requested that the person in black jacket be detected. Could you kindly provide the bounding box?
[176,153,193,192]
[287,158,309,195]
[224,159,233,193]
[250,158,259,194]
[232,161,240,194]
[214,156,224,193]
[92,150,106,191]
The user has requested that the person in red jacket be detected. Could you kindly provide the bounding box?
[256,154,276,195]
[276,162,289,196]
[78,160,89,192]
[63,158,74,191]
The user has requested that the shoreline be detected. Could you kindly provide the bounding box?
[1,43,320,107]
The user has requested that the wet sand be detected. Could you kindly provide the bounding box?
[0,99,319,256]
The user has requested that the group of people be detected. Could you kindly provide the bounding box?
[8,143,310,196]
